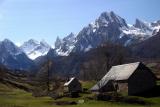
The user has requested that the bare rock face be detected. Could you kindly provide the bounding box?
[132,30,160,58]
[0,39,35,70]
[54,11,160,56]
[134,19,152,32]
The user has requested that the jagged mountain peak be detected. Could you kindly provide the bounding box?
[3,38,13,43]
[66,32,75,37]
[20,39,51,60]
[151,20,160,26]
[55,33,76,48]
[63,32,76,42]
[55,36,62,43]
[54,33,76,56]
[0,39,22,55]
[40,39,50,48]
[0,39,34,70]
[26,39,39,45]
[55,36,62,49]
[54,11,160,56]
[134,19,151,31]
[1,39,18,47]
[100,11,117,20]
[98,11,128,27]
[56,36,61,40]
[135,18,144,23]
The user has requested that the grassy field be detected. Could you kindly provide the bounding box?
[0,82,160,107]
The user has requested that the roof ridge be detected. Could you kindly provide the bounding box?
[112,62,141,67]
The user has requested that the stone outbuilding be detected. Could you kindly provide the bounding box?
[90,62,156,95]
[64,77,82,93]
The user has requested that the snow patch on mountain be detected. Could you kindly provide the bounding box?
[54,33,76,56]
[124,39,132,46]
[84,45,92,52]
[119,33,125,39]
[121,27,148,36]
[20,39,51,60]
[153,25,160,33]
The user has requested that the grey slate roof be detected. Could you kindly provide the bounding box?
[90,62,140,91]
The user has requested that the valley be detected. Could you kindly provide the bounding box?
[0,9,160,107]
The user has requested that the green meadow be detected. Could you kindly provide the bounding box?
[0,81,160,107]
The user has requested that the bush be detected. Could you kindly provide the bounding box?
[121,96,148,105]
[93,92,150,105]
[96,92,121,101]
[71,92,80,98]
[54,101,77,105]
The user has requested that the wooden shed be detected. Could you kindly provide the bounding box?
[90,62,156,95]
[64,77,82,93]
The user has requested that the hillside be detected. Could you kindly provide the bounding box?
[132,31,160,58]
[0,64,160,107]
[1,80,160,107]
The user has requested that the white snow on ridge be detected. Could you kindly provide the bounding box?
[153,25,160,32]
[20,39,51,60]
[56,49,69,56]
[127,24,133,27]
[28,51,48,60]
[121,26,149,36]
[119,33,124,39]
[55,45,75,56]
[124,39,131,46]
[84,45,92,52]
[54,33,77,56]
[15,42,21,47]
[122,28,147,35]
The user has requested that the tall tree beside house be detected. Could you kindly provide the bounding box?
[80,43,127,81]
[34,57,62,94]
[46,56,52,92]
[33,57,53,92]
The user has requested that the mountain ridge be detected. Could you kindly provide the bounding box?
[0,11,160,72]
[54,11,160,55]
[0,39,35,71]
[1,11,160,60]
[20,39,51,60]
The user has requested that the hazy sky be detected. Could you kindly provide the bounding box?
[0,0,160,46]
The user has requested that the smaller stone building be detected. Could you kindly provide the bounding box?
[90,62,156,95]
[64,77,82,93]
